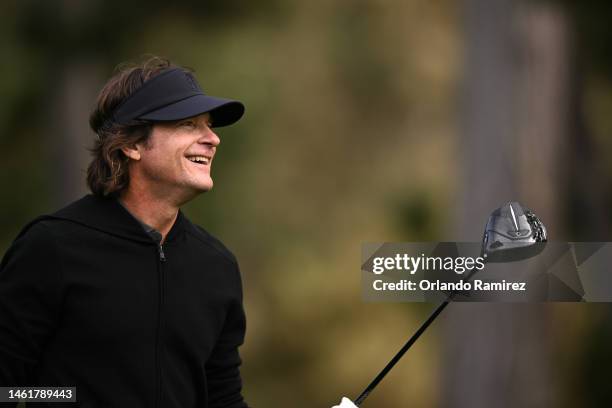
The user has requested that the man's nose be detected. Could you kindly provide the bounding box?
[199,126,220,147]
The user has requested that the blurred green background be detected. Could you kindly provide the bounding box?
[2,0,612,407]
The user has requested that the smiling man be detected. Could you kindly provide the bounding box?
[0,57,248,407]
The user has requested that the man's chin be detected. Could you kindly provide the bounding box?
[174,183,213,205]
[193,180,214,193]
[171,178,214,202]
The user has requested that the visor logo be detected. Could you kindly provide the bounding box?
[184,72,202,92]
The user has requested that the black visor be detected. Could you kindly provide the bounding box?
[112,68,245,127]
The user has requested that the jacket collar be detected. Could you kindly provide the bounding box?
[50,194,186,244]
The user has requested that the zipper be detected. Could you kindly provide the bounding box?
[158,243,166,262]
[155,242,166,408]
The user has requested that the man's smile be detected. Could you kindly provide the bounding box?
[185,155,212,166]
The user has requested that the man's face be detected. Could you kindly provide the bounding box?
[132,112,220,199]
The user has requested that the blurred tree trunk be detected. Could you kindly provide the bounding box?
[44,1,104,206]
[443,0,569,407]
[48,60,101,205]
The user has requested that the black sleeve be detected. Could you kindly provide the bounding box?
[205,264,248,408]
[0,221,62,388]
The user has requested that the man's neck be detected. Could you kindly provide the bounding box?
[118,189,179,242]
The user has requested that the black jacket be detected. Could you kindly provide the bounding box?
[0,195,248,408]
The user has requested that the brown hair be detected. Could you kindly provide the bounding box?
[87,56,180,197]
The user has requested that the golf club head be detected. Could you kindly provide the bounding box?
[482,201,547,263]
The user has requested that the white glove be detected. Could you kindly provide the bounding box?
[332,397,358,408]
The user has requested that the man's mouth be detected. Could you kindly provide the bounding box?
[185,155,211,165]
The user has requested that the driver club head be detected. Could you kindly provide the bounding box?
[481,201,547,263]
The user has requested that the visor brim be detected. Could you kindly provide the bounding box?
[139,94,245,128]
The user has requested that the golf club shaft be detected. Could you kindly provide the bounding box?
[353,299,449,406]
[354,265,480,406]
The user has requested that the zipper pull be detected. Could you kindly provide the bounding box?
[158,243,166,262]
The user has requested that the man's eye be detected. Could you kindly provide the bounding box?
[180,121,196,128]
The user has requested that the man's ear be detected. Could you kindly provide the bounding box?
[121,144,141,161]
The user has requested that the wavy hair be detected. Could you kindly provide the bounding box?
[87,56,181,196]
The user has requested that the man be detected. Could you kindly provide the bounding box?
[0,57,248,407]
